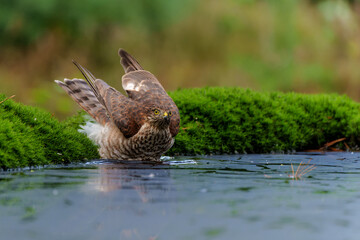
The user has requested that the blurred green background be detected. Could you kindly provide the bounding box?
[1,0,360,119]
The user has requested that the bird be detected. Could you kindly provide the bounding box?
[55,49,180,161]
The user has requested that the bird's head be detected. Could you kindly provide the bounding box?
[147,107,172,129]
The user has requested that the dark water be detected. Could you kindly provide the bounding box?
[1,153,360,240]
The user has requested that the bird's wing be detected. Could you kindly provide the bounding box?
[95,79,142,138]
[119,48,144,73]
[118,49,180,137]
[71,61,142,138]
[119,49,167,99]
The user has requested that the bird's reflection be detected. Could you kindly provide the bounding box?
[79,160,176,239]
[86,160,172,203]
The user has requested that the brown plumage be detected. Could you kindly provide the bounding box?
[55,49,180,161]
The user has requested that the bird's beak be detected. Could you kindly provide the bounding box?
[163,112,170,121]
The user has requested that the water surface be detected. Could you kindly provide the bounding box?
[1,153,360,240]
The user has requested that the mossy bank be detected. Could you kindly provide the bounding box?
[0,95,99,170]
[2,87,360,169]
[168,87,360,155]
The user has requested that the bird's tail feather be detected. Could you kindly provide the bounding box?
[55,78,109,125]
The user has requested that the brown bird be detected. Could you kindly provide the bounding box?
[55,49,180,161]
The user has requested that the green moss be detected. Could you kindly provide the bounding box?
[168,87,360,155]
[2,87,360,168]
[62,111,90,130]
[0,95,99,170]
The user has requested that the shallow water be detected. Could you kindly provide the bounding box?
[1,153,360,240]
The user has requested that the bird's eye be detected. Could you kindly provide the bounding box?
[154,109,160,115]
[168,111,172,116]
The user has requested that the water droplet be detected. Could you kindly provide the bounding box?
[200,188,207,193]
